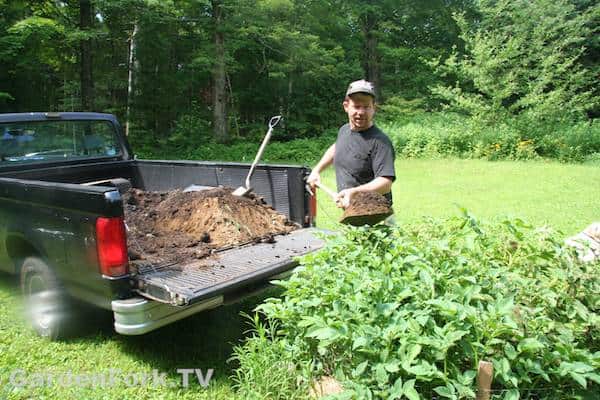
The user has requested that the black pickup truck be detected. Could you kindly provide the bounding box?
[0,112,323,339]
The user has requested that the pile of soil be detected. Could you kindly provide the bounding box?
[123,187,298,264]
[341,191,393,226]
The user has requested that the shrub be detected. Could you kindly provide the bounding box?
[130,126,336,165]
[130,110,599,164]
[248,214,599,399]
[381,112,600,162]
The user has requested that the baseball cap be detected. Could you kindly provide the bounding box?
[346,79,376,98]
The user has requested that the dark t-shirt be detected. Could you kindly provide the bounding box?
[333,123,396,202]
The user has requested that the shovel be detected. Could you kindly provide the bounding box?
[315,182,393,226]
[232,115,282,197]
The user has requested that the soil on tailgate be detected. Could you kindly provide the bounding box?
[123,187,299,264]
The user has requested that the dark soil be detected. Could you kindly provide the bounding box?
[341,191,393,226]
[123,187,298,264]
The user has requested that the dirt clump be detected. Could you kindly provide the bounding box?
[123,187,298,264]
[341,191,393,226]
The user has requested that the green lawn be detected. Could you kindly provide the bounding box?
[315,158,599,235]
[0,158,598,399]
[0,275,282,399]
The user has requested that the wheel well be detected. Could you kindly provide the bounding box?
[5,236,41,275]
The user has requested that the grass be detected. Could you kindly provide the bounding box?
[315,158,600,236]
[0,274,283,399]
[0,158,598,398]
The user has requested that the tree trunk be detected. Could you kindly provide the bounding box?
[212,0,229,143]
[286,74,293,122]
[361,10,381,100]
[125,23,139,137]
[79,0,94,111]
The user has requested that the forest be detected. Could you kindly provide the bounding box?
[0,0,598,160]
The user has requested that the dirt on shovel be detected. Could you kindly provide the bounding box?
[123,187,298,264]
[340,191,393,226]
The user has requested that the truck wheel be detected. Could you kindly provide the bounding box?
[20,257,73,340]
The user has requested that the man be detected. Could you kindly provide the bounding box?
[307,79,395,208]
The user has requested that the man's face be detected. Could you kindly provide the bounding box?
[343,93,375,131]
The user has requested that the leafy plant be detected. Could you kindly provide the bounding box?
[381,112,600,162]
[230,313,312,400]
[243,213,599,399]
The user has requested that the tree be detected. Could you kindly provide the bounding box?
[0,1,72,111]
[79,0,94,111]
[211,0,228,143]
[431,0,598,123]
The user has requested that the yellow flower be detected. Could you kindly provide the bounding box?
[517,139,533,148]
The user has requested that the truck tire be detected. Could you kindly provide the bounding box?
[20,257,74,340]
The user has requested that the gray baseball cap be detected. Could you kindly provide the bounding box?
[346,79,376,98]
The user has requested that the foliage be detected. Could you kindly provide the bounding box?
[381,112,600,162]
[0,0,597,153]
[0,0,473,139]
[129,117,337,164]
[431,0,599,124]
[230,313,312,400]
[247,214,599,399]
[130,110,600,163]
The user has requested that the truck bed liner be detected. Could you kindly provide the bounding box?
[132,228,325,306]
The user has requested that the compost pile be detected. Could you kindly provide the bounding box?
[123,187,298,264]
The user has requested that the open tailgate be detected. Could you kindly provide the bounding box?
[131,228,325,306]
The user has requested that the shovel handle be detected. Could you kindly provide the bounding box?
[315,181,338,201]
[244,115,282,189]
[269,115,282,129]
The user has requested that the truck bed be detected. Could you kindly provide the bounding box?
[132,228,324,306]
[0,158,317,309]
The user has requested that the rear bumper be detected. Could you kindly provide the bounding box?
[111,269,298,335]
[111,295,223,335]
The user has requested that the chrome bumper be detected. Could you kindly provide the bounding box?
[112,295,223,335]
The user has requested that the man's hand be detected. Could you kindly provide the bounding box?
[335,188,356,208]
[306,170,321,189]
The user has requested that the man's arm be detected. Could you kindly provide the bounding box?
[353,176,393,194]
[306,143,335,188]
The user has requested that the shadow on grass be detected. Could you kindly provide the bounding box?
[114,287,283,374]
[0,270,19,291]
[0,271,284,380]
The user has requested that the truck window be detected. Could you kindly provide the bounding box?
[0,120,121,163]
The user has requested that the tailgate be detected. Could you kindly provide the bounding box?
[131,228,325,306]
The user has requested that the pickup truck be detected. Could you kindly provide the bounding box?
[0,112,323,340]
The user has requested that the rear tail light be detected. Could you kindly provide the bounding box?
[96,217,129,277]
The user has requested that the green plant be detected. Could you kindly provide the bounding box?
[381,112,600,162]
[249,214,599,399]
[230,314,312,400]
[131,128,336,165]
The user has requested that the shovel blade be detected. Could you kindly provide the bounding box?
[232,186,252,197]
[340,211,393,227]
